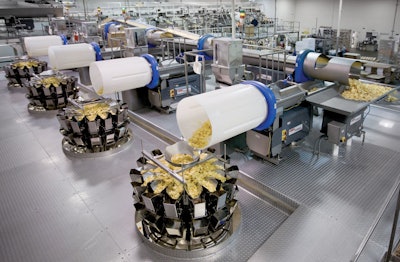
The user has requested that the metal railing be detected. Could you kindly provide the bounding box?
[0,43,22,67]
[242,44,288,85]
[351,177,400,262]
[183,50,209,94]
[160,37,191,61]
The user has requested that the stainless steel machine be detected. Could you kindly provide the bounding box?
[4,36,76,111]
[44,42,132,156]
[26,71,78,112]
[124,27,148,57]
[147,64,201,112]
[80,21,100,43]
[211,38,245,86]
[246,50,397,163]
[57,97,131,155]
[137,29,202,113]
[246,80,316,164]
[94,25,397,164]
[105,25,393,164]
[92,26,203,113]
[129,141,240,257]
[3,57,47,88]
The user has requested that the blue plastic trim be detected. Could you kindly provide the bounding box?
[197,34,214,60]
[90,42,103,61]
[294,49,313,83]
[145,27,157,33]
[141,54,159,89]
[242,80,277,131]
[60,34,68,45]
[104,22,118,40]
[175,52,185,64]
[202,54,213,61]
[197,34,213,50]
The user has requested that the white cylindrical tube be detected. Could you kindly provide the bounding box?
[89,57,152,95]
[24,35,63,57]
[48,43,96,70]
[176,82,275,149]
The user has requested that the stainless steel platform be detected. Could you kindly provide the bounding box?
[1,69,400,262]
[129,87,400,261]
[0,72,290,262]
[306,83,399,116]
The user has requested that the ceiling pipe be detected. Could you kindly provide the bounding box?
[335,0,343,56]
[231,0,235,39]
[391,0,399,38]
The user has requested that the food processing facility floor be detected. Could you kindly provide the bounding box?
[1,70,400,262]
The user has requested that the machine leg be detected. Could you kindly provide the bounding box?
[346,138,353,146]
[332,144,340,156]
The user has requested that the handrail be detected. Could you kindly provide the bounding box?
[351,177,400,261]
[0,43,21,64]
[384,185,400,262]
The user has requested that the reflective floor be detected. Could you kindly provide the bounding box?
[1,69,400,262]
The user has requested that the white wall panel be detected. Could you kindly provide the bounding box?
[293,0,338,34]
[276,0,296,21]
[76,0,400,40]
[294,0,400,39]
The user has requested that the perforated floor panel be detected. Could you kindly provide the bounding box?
[1,69,400,262]
[0,72,290,262]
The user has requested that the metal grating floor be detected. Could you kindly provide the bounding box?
[125,188,289,262]
[0,72,289,262]
[1,68,400,262]
[131,90,400,261]
[241,137,400,261]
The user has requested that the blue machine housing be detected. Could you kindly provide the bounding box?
[60,34,68,45]
[294,49,313,83]
[104,22,119,40]
[90,42,103,61]
[197,34,214,60]
[141,54,160,89]
[242,80,277,131]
